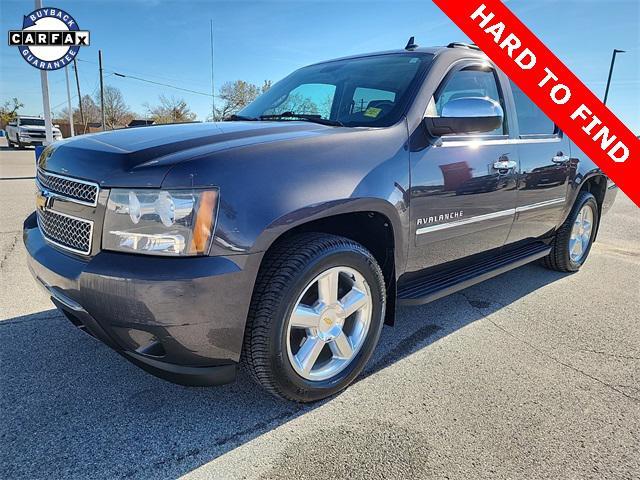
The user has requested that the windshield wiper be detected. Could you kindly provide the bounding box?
[259,112,344,127]
[224,114,259,121]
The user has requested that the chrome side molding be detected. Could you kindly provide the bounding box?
[416,197,565,235]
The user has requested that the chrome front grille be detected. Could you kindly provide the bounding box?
[37,169,99,206]
[37,209,93,255]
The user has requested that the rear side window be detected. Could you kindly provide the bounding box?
[510,80,555,136]
[432,67,506,135]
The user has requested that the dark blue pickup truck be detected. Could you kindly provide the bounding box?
[24,41,617,402]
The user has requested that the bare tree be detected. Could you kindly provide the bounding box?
[144,95,197,124]
[59,95,102,133]
[267,93,319,116]
[213,80,260,120]
[261,80,272,93]
[97,85,132,129]
[0,98,24,127]
[210,80,272,121]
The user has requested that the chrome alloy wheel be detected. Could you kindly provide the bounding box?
[569,204,594,263]
[285,266,373,381]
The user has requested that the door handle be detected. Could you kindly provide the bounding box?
[552,154,570,164]
[493,160,517,170]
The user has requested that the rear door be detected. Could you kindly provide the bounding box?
[407,61,518,272]
[506,80,572,244]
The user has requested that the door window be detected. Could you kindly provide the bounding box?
[430,67,506,135]
[509,80,556,136]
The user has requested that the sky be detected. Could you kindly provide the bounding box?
[1,0,639,132]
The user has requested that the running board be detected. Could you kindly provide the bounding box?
[397,242,551,306]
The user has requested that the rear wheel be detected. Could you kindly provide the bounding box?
[242,233,386,402]
[542,191,598,272]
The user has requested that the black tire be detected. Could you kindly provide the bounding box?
[17,138,25,149]
[241,233,386,402]
[542,191,599,272]
[6,137,13,148]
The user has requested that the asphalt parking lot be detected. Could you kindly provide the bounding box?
[0,138,638,480]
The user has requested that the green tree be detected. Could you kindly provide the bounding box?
[0,98,24,126]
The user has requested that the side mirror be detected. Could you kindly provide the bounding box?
[425,97,503,136]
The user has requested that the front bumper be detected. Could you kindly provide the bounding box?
[23,212,262,386]
[18,135,61,146]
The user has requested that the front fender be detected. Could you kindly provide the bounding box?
[251,197,408,273]
[161,122,411,268]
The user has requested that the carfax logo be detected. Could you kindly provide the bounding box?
[7,7,89,71]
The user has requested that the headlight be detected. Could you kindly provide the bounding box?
[103,188,218,256]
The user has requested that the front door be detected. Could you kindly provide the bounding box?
[506,79,572,244]
[407,62,518,273]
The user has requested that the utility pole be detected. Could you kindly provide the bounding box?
[604,49,625,105]
[64,65,75,136]
[210,20,215,121]
[73,58,85,132]
[98,49,106,130]
[35,0,53,145]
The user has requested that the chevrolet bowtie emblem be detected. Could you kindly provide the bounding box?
[35,190,52,211]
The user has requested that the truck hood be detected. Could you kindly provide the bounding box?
[40,121,336,188]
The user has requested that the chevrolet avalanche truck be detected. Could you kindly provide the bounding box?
[24,42,618,402]
[6,115,62,148]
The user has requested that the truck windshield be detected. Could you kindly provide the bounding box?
[237,53,433,127]
[20,118,45,126]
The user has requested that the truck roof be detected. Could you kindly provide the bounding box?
[308,43,488,67]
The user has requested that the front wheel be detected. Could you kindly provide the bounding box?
[242,233,386,402]
[542,191,599,272]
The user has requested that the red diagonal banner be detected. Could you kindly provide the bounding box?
[433,0,640,207]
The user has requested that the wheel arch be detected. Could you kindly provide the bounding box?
[254,199,405,326]
[571,173,607,240]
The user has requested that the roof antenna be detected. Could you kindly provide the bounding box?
[405,36,418,51]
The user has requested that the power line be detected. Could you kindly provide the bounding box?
[48,73,108,115]
[76,58,212,96]
[51,93,78,112]
[91,73,112,96]
[76,58,209,87]
[111,72,213,97]
[46,56,216,118]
